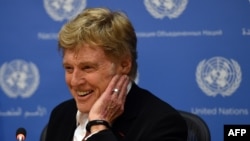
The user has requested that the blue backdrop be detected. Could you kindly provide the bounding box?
[0,0,250,141]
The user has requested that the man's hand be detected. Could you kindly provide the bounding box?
[88,75,130,132]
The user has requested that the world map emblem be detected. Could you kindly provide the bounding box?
[44,0,87,21]
[196,57,241,97]
[0,59,40,98]
[144,0,188,19]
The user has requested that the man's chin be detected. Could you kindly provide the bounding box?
[76,103,90,113]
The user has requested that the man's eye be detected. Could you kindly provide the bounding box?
[64,66,73,72]
[83,66,91,70]
[82,66,94,72]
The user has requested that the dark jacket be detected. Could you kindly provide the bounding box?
[46,83,187,141]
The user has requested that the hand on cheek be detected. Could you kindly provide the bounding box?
[88,75,130,124]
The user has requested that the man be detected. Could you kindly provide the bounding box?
[45,7,187,141]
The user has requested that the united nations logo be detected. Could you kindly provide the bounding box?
[144,0,188,19]
[0,60,40,98]
[44,0,87,21]
[196,57,241,97]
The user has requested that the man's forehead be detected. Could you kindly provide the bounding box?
[63,46,110,64]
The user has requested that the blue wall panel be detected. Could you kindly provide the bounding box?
[0,0,249,140]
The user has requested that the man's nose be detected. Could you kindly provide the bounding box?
[71,70,85,86]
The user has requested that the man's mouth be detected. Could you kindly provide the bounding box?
[77,90,93,97]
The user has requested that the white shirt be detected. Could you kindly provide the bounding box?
[73,82,132,141]
[73,112,88,141]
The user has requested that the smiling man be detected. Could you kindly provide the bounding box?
[45,7,187,141]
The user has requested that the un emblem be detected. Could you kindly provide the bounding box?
[196,57,241,97]
[0,59,40,98]
[144,0,188,19]
[44,0,87,21]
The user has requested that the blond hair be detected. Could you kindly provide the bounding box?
[58,7,137,80]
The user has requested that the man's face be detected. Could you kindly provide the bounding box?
[63,44,117,113]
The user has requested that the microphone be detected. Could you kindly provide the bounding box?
[16,127,26,141]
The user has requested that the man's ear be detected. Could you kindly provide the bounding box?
[119,57,132,74]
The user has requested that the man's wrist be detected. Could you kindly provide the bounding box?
[86,120,111,133]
